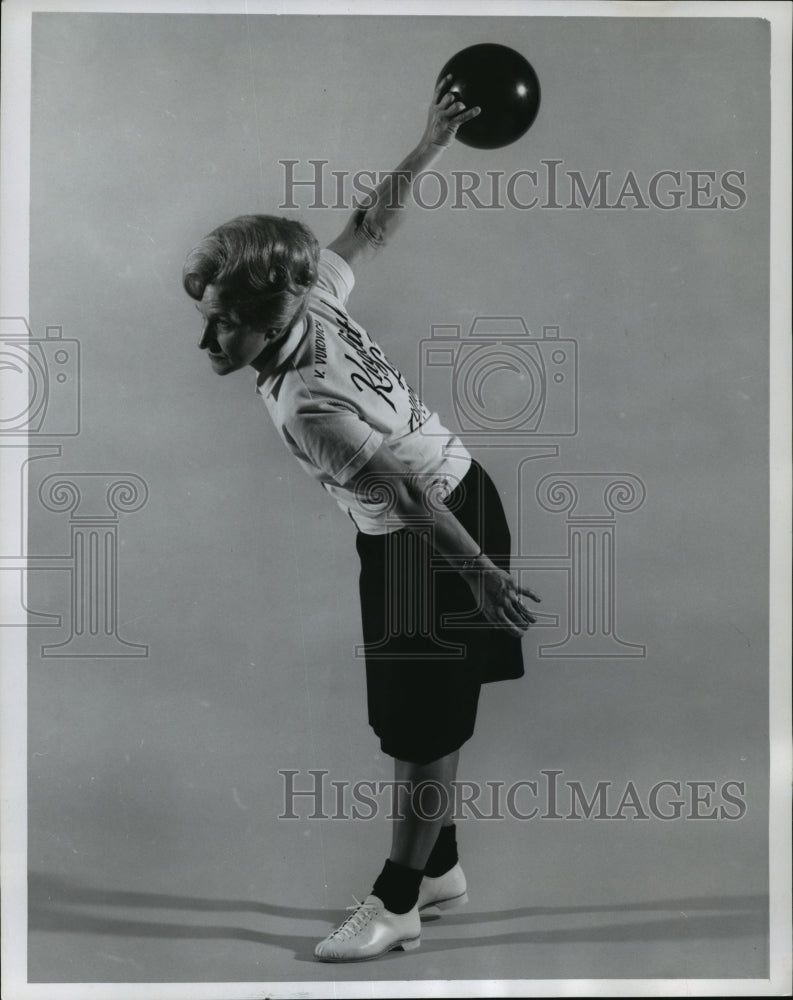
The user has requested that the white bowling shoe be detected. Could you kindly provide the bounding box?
[314,894,421,962]
[417,863,468,918]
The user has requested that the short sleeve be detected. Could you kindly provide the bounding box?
[283,396,383,486]
[316,249,355,306]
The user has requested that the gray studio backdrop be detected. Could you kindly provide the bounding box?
[24,12,769,985]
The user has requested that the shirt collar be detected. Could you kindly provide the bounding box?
[255,312,311,396]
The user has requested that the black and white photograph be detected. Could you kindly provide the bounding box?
[0,1,790,997]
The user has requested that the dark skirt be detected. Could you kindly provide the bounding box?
[355,458,525,764]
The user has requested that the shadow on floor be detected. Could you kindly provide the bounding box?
[29,870,767,966]
[29,871,330,921]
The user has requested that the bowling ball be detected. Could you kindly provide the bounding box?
[436,43,541,149]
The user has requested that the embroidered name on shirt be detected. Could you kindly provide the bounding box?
[314,319,327,379]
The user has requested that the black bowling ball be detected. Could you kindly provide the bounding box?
[437,43,541,149]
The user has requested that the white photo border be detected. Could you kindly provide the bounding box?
[1,1,790,998]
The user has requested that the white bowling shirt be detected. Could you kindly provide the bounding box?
[255,249,471,534]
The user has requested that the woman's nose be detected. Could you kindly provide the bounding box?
[198,324,213,350]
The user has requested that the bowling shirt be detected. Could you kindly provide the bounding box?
[255,249,471,534]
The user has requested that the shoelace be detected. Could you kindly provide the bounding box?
[328,896,380,941]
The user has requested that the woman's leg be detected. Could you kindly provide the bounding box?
[314,749,462,961]
[440,750,459,827]
[390,748,459,869]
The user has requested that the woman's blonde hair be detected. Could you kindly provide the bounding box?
[182,215,320,329]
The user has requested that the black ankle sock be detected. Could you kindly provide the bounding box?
[424,823,458,878]
[371,859,424,914]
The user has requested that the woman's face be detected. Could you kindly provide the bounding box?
[197,283,303,375]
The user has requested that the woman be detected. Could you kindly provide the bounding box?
[182,75,541,962]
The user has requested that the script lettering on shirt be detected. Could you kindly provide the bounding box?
[406,383,429,433]
[327,302,430,430]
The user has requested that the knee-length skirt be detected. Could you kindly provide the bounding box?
[355,458,525,763]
